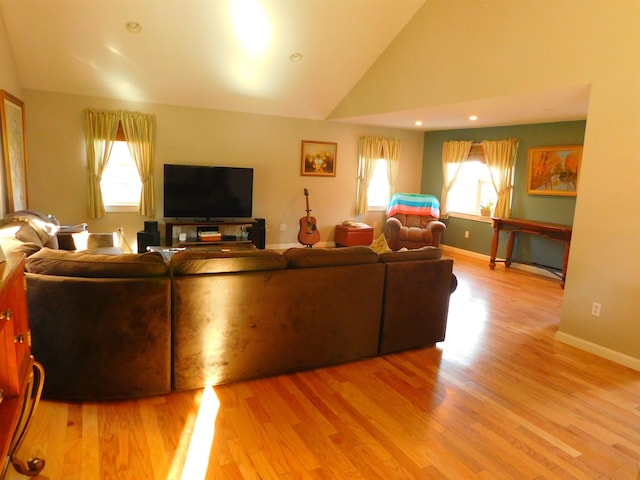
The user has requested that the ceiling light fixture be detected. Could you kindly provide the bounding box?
[125,21,142,33]
[289,52,303,62]
[415,120,423,126]
[469,115,478,121]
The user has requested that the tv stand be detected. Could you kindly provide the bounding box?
[164,219,265,249]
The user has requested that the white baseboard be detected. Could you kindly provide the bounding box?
[555,331,640,372]
[440,244,558,280]
[440,244,488,261]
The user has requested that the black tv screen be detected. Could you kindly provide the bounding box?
[164,164,253,219]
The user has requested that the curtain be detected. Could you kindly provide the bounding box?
[355,136,401,215]
[440,140,472,217]
[384,137,401,198]
[83,109,120,218]
[482,138,519,219]
[121,111,156,218]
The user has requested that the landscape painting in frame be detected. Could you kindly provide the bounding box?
[527,145,582,196]
[301,140,337,177]
[0,91,28,212]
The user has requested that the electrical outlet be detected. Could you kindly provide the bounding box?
[591,302,601,317]
[464,230,470,239]
[280,223,287,232]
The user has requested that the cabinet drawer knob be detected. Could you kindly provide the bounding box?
[0,309,12,321]
[14,333,24,344]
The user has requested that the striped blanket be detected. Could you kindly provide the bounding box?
[387,193,440,218]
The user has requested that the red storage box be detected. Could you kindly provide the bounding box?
[335,224,374,247]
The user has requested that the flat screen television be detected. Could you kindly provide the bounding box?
[164,164,253,219]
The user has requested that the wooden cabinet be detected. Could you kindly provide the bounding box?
[165,219,265,249]
[0,254,45,478]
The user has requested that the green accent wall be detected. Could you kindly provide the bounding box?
[421,121,586,269]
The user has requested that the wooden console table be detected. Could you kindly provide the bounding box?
[489,217,572,287]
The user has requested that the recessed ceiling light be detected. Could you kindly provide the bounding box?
[469,115,478,121]
[415,120,423,126]
[289,52,303,62]
[125,21,142,33]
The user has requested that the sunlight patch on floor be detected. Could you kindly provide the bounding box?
[442,279,489,364]
[167,386,220,480]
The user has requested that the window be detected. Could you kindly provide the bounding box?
[85,109,155,218]
[100,141,141,210]
[356,136,400,215]
[447,145,497,217]
[367,159,390,210]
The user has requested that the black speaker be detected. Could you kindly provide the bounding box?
[251,218,266,249]
[137,230,161,253]
[144,221,159,233]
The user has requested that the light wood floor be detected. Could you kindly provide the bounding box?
[7,251,640,479]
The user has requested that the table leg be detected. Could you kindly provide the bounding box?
[505,230,516,268]
[561,239,570,288]
[489,222,499,270]
[7,361,45,477]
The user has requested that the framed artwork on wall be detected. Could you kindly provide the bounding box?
[527,144,582,196]
[300,140,337,177]
[0,91,28,212]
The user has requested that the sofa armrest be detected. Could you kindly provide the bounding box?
[57,231,116,251]
[385,217,402,250]
[426,220,446,232]
[386,217,402,230]
[87,233,116,250]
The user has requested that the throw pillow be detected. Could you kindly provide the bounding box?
[369,233,391,254]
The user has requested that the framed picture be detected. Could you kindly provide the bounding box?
[0,91,28,212]
[527,144,582,196]
[301,140,337,177]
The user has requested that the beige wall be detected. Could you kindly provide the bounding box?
[22,90,424,250]
[332,0,640,366]
[0,7,21,97]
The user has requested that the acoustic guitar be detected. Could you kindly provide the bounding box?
[298,188,320,247]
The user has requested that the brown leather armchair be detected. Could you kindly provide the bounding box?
[385,193,446,251]
[386,213,446,251]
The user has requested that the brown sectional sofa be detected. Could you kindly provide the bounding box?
[171,247,386,391]
[26,250,172,400]
[21,244,457,401]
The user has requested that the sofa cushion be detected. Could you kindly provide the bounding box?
[0,235,42,257]
[284,246,379,268]
[15,224,44,246]
[170,249,287,275]
[26,248,168,278]
[378,246,442,263]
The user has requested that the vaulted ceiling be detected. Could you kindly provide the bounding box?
[0,0,588,131]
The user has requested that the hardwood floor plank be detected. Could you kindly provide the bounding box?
[76,403,98,480]
[6,251,640,479]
